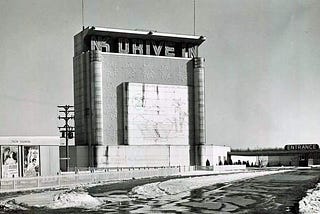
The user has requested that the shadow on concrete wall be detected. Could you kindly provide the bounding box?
[187,60,194,86]
[117,83,125,145]
[187,60,196,166]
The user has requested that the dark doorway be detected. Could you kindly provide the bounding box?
[298,154,308,167]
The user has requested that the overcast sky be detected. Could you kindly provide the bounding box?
[0,0,320,149]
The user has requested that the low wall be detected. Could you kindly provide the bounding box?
[195,165,246,172]
[95,145,191,167]
[0,166,193,193]
[214,165,246,172]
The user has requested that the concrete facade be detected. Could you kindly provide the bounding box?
[73,27,228,167]
[74,52,193,147]
[124,83,192,146]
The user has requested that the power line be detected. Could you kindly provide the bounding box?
[57,105,74,172]
[193,0,196,35]
[82,0,85,30]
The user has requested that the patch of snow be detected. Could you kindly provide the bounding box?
[299,183,320,214]
[8,191,60,208]
[130,170,290,199]
[0,188,104,210]
[0,199,28,211]
[49,189,103,209]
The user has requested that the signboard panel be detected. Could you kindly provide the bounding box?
[23,146,40,177]
[90,36,198,58]
[284,144,319,151]
[1,146,18,178]
[0,136,60,146]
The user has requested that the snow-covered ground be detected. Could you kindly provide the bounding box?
[0,169,291,210]
[299,183,320,214]
[50,189,103,209]
[130,170,291,199]
[0,187,104,210]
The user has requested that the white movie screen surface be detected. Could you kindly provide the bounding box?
[1,146,18,178]
[124,83,190,145]
[23,146,40,177]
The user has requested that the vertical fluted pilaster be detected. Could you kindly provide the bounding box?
[194,57,206,166]
[90,51,104,142]
[90,50,105,167]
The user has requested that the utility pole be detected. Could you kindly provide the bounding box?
[57,105,74,172]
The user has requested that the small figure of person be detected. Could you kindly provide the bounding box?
[206,159,210,166]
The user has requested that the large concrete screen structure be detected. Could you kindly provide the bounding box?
[124,83,191,145]
[73,27,229,167]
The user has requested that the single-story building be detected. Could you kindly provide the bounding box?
[0,136,60,178]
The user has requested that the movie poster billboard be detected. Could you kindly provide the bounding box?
[23,146,40,177]
[1,146,18,178]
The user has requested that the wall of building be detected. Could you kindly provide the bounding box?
[74,52,194,147]
[231,155,300,166]
[73,52,90,146]
[40,146,60,176]
[75,146,89,168]
[71,145,232,168]
[231,154,320,167]
[70,144,231,168]
[70,145,195,168]
[98,145,191,167]
[264,155,299,166]
[60,146,76,171]
[231,155,258,165]
[101,53,193,146]
[93,145,230,168]
[202,145,231,166]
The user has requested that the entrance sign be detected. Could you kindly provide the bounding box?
[284,144,319,151]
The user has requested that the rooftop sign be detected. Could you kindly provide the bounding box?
[75,27,206,58]
[284,144,319,151]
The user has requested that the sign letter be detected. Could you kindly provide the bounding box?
[118,38,130,54]
[152,41,164,56]
[132,39,144,55]
[91,36,110,52]
[188,45,198,58]
[145,40,151,55]
[165,42,175,57]
[181,43,188,58]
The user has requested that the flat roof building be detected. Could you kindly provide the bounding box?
[229,144,320,167]
[0,136,60,178]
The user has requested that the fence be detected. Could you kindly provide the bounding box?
[195,165,246,171]
[213,164,246,171]
[0,165,194,193]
